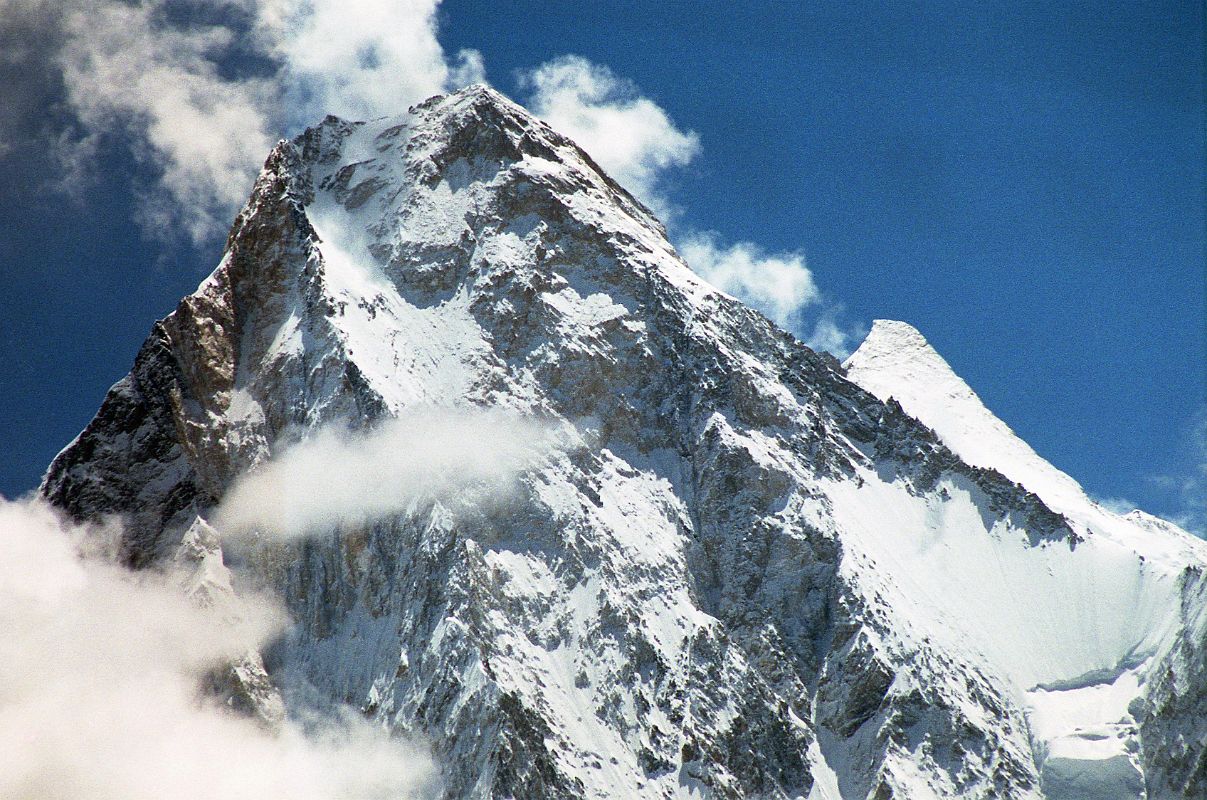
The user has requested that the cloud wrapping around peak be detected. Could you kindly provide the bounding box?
[260,0,484,126]
[521,55,700,219]
[218,407,562,538]
[6,0,482,245]
[0,495,437,800]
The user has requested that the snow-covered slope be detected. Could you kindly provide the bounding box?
[843,320,1089,512]
[41,86,1207,799]
[845,319,1207,798]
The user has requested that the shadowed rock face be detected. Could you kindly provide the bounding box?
[1136,565,1207,800]
[41,85,1206,800]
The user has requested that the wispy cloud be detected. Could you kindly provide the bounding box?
[1148,407,1207,537]
[678,232,863,356]
[520,57,862,356]
[0,495,437,799]
[804,309,866,359]
[1093,495,1140,517]
[218,407,561,538]
[0,0,66,162]
[521,55,700,220]
[4,0,481,245]
[1096,408,1207,537]
[54,0,277,244]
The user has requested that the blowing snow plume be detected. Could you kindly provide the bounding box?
[0,496,438,800]
[218,407,561,539]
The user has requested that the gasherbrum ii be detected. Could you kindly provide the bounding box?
[43,85,1207,799]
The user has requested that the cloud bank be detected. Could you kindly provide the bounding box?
[218,407,560,538]
[0,496,437,799]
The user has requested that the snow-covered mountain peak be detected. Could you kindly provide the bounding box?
[844,320,1207,796]
[845,318,1092,516]
[851,318,934,356]
[291,80,670,239]
[39,87,1207,799]
[845,319,1205,557]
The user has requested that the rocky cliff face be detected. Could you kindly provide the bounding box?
[1134,530,1207,800]
[42,85,1207,799]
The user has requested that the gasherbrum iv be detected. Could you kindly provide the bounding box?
[43,85,1207,800]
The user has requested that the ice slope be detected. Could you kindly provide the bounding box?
[844,320,1203,559]
[843,320,1087,513]
[40,86,1207,799]
[844,319,1207,797]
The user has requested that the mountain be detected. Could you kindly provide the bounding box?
[845,319,1207,798]
[41,85,1207,799]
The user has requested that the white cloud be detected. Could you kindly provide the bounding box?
[218,407,561,538]
[0,495,438,800]
[522,55,700,219]
[679,233,818,325]
[53,0,278,244]
[259,0,484,126]
[1151,408,1207,537]
[13,0,482,245]
[677,232,862,356]
[804,309,864,359]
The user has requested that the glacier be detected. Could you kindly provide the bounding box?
[38,85,1207,799]
[845,319,1207,799]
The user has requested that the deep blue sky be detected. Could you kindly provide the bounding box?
[2,1,1204,528]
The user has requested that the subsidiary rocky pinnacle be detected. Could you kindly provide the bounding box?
[42,84,1207,800]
